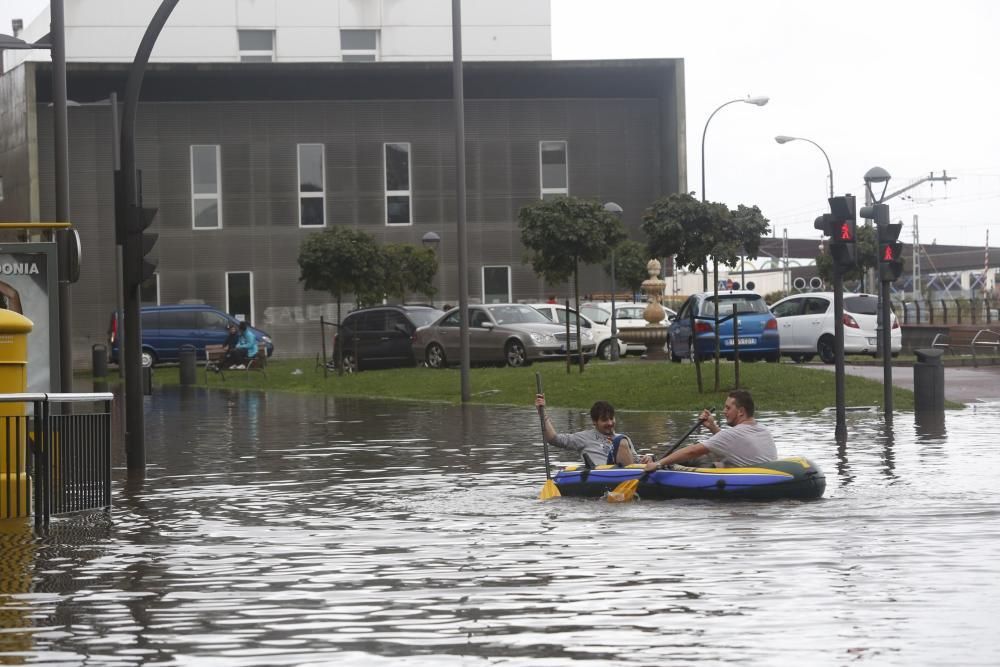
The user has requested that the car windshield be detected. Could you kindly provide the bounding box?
[487,305,551,324]
[844,296,878,315]
[700,295,768,316]
[408,309,442,327]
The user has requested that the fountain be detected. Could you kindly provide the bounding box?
[616,259,669,361]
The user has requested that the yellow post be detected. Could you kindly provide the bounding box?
[0,309,34,521]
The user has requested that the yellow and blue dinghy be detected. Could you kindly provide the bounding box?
[553,457,825,501]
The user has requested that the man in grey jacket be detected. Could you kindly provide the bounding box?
[534,393,651,468]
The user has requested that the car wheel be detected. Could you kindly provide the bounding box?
[141,349,156,368]
[597,341,612,361]
[765,351,780,363]
[342,352,358,374]
[790,354,815,364]
[505,339,528,367]
[425,343,447,369]
[817,335,836,365]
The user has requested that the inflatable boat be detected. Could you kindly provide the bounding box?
[552,457,826,501]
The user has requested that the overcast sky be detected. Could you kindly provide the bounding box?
[3,0,997,250]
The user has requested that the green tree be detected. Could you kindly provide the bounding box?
[298,226,384,325]
[380,243,438,303]
[603,239,650,295]
[518,196,627,372]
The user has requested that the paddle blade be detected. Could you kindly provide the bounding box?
[539,479,561,501]
[606,479,639,503]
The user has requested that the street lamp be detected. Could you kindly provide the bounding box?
[864,166,892,204]
[602,202,622,361]
[700,95,769,289]
[421,231,441,308]
[774,135,835,198]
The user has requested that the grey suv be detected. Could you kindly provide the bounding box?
[332,305,443,373]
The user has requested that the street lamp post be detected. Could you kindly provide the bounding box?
[602,202,623,361]
[774,135,835,198]
[421,231,441,307]
[863,166,894,426]
[700,95,769,290]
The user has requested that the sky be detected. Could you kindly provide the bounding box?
[3,0,998,251]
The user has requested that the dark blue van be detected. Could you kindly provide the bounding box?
[109,304,274,367]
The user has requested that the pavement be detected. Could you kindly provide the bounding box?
[813,363,1000,404]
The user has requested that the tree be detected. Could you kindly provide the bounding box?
[642,193,771,391]
[380,243,438,304]
[603,239,650,295]
[815,223,878,285]
[518,196,627,372]
[298,227,384,367]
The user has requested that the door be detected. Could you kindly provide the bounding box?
[357,310,389,367]
[771,297,806,351]
[482,266,511,303]
[800,297,832,350]
[668,297,695,357]
[383,310,415,365]
[196,309,235,356]
[155,310,200,361]
[469,307,495,362]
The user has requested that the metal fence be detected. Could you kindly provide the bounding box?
[896,298,998,326]
[0,392,114,526]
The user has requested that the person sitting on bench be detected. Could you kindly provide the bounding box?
[221,321,258,370]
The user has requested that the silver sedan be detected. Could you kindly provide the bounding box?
[413,304,595,368]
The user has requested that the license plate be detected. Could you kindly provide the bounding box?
[867,337,877,345]
[724,337,757,346]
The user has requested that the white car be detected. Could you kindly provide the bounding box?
[581,302,676,354]
[529,303,628,360]
[770,292,902,363]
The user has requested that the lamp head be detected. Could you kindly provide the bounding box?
[421,231,441,250]
[746,96,770,106]
[602,201,623,216]
[864,166,891,203]
[774,135,797,144]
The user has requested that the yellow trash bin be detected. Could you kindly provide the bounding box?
[0,309,33,521]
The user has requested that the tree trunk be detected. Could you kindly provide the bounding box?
[574,260,584,373]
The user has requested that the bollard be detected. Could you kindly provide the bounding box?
[913,348,945,413]
[142,365,153,396]
[179,345,197,385]
[92,343,108,378]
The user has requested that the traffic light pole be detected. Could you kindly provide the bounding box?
[116,0,178,473]
[881,277,893,424]
[833,265,847,441]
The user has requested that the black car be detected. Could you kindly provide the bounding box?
[332,305,443,372]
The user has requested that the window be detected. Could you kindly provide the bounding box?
[341,29,379,62]
[482,266,511,303]
[298,144,325,227]
[238,29,274,62]
[191,145,222,229]
[200,310,231,332]
[384,143,412,225]
[226,271,254,324]
[140,274,160,305]
[771,299,803,318]
[539,141,568,200]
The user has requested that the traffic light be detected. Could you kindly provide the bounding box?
[878,221,904,282]
[126,205,158,286]
[814,194,856,271]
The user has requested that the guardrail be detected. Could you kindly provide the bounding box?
[0,392,114,526]
[897,298,997,325]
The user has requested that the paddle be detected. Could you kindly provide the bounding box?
[536,373,561,500]
[606,410,712,503]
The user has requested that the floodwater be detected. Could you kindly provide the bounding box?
[2,386,1000,666]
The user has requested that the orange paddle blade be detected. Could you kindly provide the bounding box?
[606,478,639,503]
[539,479,561,500]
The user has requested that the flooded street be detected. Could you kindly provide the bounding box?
[2,387,999,666]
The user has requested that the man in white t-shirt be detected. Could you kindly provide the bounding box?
[644,390,777,470]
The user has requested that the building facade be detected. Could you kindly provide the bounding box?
[0,58,687,359]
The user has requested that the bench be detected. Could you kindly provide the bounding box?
[205,345,268,381]
[931,328,1000,367]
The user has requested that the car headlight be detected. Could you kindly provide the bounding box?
[530,332,556,344]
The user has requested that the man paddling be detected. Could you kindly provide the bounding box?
[644,390,776,470]
[535,394,652,467]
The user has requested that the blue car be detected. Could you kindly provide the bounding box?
[666,291,779,363]
[109,304,274,367]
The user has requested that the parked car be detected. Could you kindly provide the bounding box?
[769,292,902,363]
[332,305,443,373]
[581,301,676,355]
[412,303,595,368]
[529,303,627,360]
[666,291,780,363]
[109,304,274,367]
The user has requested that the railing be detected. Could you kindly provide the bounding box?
[896,298,998,326]
[0,392,114,526]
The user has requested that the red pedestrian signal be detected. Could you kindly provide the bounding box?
[882,244,895,261]
[839,221,854,242]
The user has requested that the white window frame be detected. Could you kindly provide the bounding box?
[482,265,512,304]
[191,144,222,230]
[225,271,255,324]
[238,29,275,62]
[297,143,326,228]
[539,140,569,200]
[384,142,413,226]
[0,175,4,202]
[341,29,379,62]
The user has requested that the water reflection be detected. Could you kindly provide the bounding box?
[1,388,999,665]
